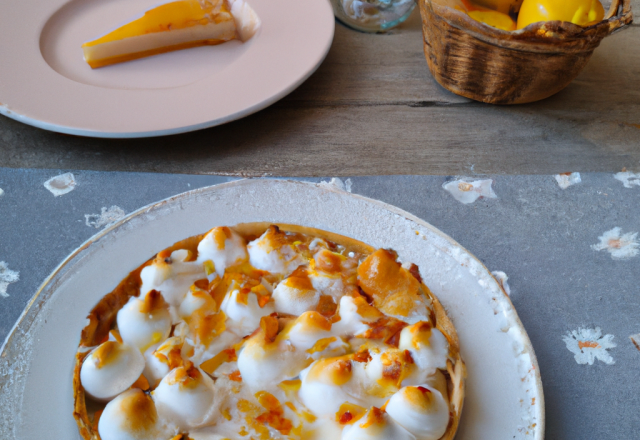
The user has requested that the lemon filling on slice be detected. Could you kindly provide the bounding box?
[82,0,260,68]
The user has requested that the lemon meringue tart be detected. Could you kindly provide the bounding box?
[81,0,260,69]
[73,224,465,440]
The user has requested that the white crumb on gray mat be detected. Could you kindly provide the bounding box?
[0,188,4,197]
[443,178,497,204]
[318,177,352,193]
[555,172,582,189]
[591,227,639,260]
[563,327,616,365]
[0,261,19,298]
[85,206,126,229]
[614,171,640,188]
[43,172,76,196]
[491,271,511,296]
[344,178,352,193]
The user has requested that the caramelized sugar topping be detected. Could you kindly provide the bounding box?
[361,316,408,347]
[189,311,226,347]
[199,347,238,375]
[360,407,386,429]
[168,362,203,389]
[255,392,293,435]
[298,311,332,332]
[212,269,267,307]
[119,390,158,433]
[406,386,437,411]
[212,226,233,250]
[336,402,367,425]
[316,294,338,317]
[251,284,272,308]
[314,248,346,274]
[353,347,372,363]
[262,225,292,249]
[410,321,434,348]
[378,350,414,389]
[307,337,337,354]
[260,314,280,344]
[284,266,314,291]
[351,294,384,320]
[358,249,423,317]
[93,341,121,369]
[279,379,302,393]
[307,355,353,386]
[140,289,168,314]
[155,347,184,372]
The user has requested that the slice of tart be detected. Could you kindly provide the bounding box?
[81,0,260,69]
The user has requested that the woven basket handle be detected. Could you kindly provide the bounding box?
[603,0,633,34]
[606,0,632,21]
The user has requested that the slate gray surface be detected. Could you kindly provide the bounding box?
[0,168,638,439]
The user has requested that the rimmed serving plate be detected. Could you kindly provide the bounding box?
[0,179,544,439]
[0,0,334,137]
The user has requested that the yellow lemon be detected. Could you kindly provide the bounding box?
[516,0,605,29]
[472,0,521,15]
[468,10,517,30]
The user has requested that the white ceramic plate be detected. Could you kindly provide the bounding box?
[0,179,544,439]
[0,0,334,138]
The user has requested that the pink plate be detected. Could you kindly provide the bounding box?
[0,0,335,137]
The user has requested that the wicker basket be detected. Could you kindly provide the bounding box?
[419,0,633,104]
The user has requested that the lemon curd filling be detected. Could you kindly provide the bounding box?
[81,0,258,68]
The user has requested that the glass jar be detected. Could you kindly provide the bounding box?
[331,0,416,32]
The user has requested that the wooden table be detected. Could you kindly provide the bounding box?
[1,5,639,176]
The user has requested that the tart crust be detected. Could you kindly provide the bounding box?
[73,223,465,440]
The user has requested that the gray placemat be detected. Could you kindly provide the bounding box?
[0,168,638,439]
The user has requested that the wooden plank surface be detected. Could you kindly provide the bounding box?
[1,7,638,176]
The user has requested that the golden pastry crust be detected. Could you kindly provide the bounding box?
[73,224,465,440]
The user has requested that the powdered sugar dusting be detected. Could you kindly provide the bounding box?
[85,206,126,229]
[44,173,76,196]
